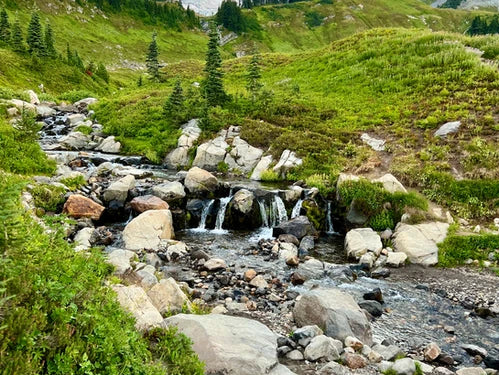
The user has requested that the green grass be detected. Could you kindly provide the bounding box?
[438,233,499,267]
[60,175,87,191]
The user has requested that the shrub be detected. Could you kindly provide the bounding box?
[60,175,87,191]
[75,124,93,135]
[217,161,229,173]
[305,173,335,196]
[59,89,96,103]
[438,234,499,267]
[260,169,280,182]
[30,183,66,212]
[369,210,395,231]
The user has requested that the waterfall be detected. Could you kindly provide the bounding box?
[291,199,303,219]
[326,201,336,234]
[258,200,269,228]
[197,199,215,231]
[271,195,288,226]
[214,190,233,232]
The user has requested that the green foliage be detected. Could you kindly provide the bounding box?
[30,183,66,212]
[95,62,110,83]
[60,175,87,191]
[10,19,25,52]
[146,32,160,82]
[414,362,424,375]
[59,89,96,103]
[164,78,185,123]
[382,369,398,375]
[438,234,499,267]
[305,173,335,196]
[217,161,229,173]
[369,210,395,231]
[217,0,246,33]
[44,22,56,58]
[146,327,205,375]
[203,24,228,107]
[0,8,10,44]
[246,52,263,99]
[260,169,280,182]
[75,124,93,135]
[26,12,45,56]
[304,10,323,28]
[467,15,499,36]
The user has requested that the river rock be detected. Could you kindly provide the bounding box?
[296,258,324,280]
[107,248,135,276]
[345,336,364,351]
[231,188,254,214]
[192,136,228,171]
[60,131,91,150]
[435,121,461,137]
[285,350,304,360]
[166,241,189,261]
[279,234,300,246]
[74,227,94,251]
[67,113,86,126]
[184,167,218,194]
[425,342,442,362]
[9,99,36,113]
[130,195,169,213]
[165,120,201,168]
[345,228,382,259]
[456,368,487,375]
[342,352,368,369]
[63,194,105,220]
[360,133,385,151]
[279,242,298,260]
[74,97,98,109]
[224,136,263,173]
[112,284,162,330]
[461,344,488,358]
[97,136,121,153]
[162,314,278,375]
[225,189,262,229]
[122,209,174,250]
[318,361,350,375]
[269,365,298,375]
[358,300,383,318]
[152,181,186,202]
[393,222,449,266]
[103,175,135,203]
[372,344,404,361]
[244,269,257,281]
[294,287,372,345]
[386,251,408,267]
[204,258,227,271]
[273,149,303,178]
[250,155,273,181]
[392,358,415,375]
[273,216,318,240]
[293,325,324,346]
[372,173,407,193]
[304,335,341,362]
[249,275,268,289]
[147,278,190,314]
[36,105,56,117]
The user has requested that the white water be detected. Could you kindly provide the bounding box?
[291,199,303,219]
[213,190,233,233]
[273,195,288,225]
[326,201,336,234]
[258,200,269,227]
[194,199,215,232]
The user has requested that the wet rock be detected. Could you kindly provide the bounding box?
[372,344,405,361]
[304,335,341,361]
[225,189,262,229]
[107,249,135,276]
[279,234,300,246]
[462,345,488,358]
[358,300,383,318]
[286,349,304,361]
[90,226,114,245]
[296,258,324,280]
[434,367,455,375]
[342,352,368,369]
[438,353,455,365]
[286,255,300,267]
[293,287,372,345]
[363,288,384,303]
[456,368,487,375]
[249,275,268,289]
[147,278,190,314]
[184,167,218,194]
[250,155,273,181]
[130,195,169,213]
[60,131,91,150]
[63,194,105,220]
[162,314,278,375]
[97,136,121,153]
[299,236,315,253]
[425,342,442,362]
[152,181,186,202]
[103,175,135,203]
[203,258,227,271]
[166,241,188,261]
[293,325,323,347]
[273,216,318,240]
[345,228,382,259]
[291,272,306,285]
[123,209,174,250]
[392,358,415,375]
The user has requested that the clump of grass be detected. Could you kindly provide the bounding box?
[60,175,87,191]
[260,169,281,182]
[438,234,499,267]
[75,124,93,135]
[30,183,66,212]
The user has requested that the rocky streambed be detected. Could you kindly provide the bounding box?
[8,95,498,375]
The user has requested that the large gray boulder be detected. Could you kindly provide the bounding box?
[97,136,121,153]
[224,136,263,173]
[273,216,318,240]
[165,119,201,168]
[162,314,278,375]
[250,155,273,181]
[230,189,254,214]
[192,136,228,171]
[107,248,136,276]
[294,287,372,345]
[344,228,382,259]
[147,278,190,314]
[393,222,449,266]
[123,209,174,250]
[225,189,262,230]
[184,167,218,194]
[152,181,186,202]
[273,150,302,178]
[60,131,91,150]
[372,173,407,194]
[103,175,135,203]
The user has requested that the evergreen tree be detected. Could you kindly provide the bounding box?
[66,43,73,64]
[0,8,10,44]
[488,15,499,34]
[246,52,262,99]
[73,50,85,71]
[95,62,110,83]
[26,12,45,56]
[203,24,227,107]
[216,0,245,33]
[137,75,143,87]
[146,32,160,81]
[164,78,185,120]
[10,19,25,53]
[44,23,56,57]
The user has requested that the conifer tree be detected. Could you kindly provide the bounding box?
[44,23,56,57]
[73,50,84,71]
[96,62,110,83]
[10,19,25,53]
[0,8,10,44]
[26,12,45,56]
[146,32,160,81]
[246,52,262,100]
[66,43,73,64]
[203,24,227,107]
[164,78,185,120]
[137,75,143,87]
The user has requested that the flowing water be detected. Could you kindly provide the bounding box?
[291,199,303,219]
[192,199,215,232]
[213,190,234,233]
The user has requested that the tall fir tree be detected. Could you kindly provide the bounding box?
[95,63,110,83]
[0,8,10,44]
[146,32,160,81]
[26,12,45,56]
[44,23,56,57]
[203,24,227,107]
[246,52,262,100]
[164,78,185,120]
[10,19,25,53]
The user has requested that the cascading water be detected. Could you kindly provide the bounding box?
[291,199,303,219]
[273,195,288,224]
[326,201,336,234]
[195,199,215,231]
[258,200,269,228]
[213,190,233,233]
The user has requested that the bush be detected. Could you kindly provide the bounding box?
[438,234,499,267]
[60,175,87,191]
[30,183,66,212]
[75,124,93,135]
[305,173,335,196]
[260,169,280,182]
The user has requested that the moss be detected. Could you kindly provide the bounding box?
[302,199,324,231]
[59,175,87,191]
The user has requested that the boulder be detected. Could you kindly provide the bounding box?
[36,105,56,117]
[9,99,36,113]
[296,258,324,280]
[107,248,136,276]
[59,131,91,150]
[345,228,382,259]
[424,342,441,362]
[152,181,186,202]
[162,314,278,375]
[392,358,416,375]
[224,137,263,173]
[203,258,227,271]
[67,113,86,126]
[63,194,105,220]
[130,195,169,213]
[147,278,190,314]
[26,90,40,105]
[97,136,121,153]
[225,189,262,229]
[455,368,486,375]
[372,344,404,361]
[231,189,254,214]
[342,352,368,369]
[103,175,135,203]
[192,136,228,171]
[165,119,202,168]
[122,209,174,250]
[249,275,268,289]
[114,166,153,179]
[74,97,98,109]
[360,133,385,151]
[358,300,383,318]
[293,287,372,345]
[386,252,407,267]
[372,173,407,194]
[112,285,162,330]
[74,227,94,251]
[273,150,302,178]
[250,155,273,181]
[318,361,350,375]
[304,335,341,362]
[166,241,189,261]
[293,325,324,347]
[165,147,190,169]
[434,121,461,137]
[273,216,318,240]
[393,222,449,266]
[184,167,218,194]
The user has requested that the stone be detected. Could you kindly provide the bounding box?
[112,285,162,330]
[68,113,86,126]
[26,90,40,105]
[250,155,273,181]
[279,242,298,260]
[359,252,376,269]
[285,349,304,361]
[204,258,227,271]
[273,216,318,240]
[273,149,303,178]
[360,133,385,151]
[63,194,105,220]
[304,335,341,362]
[293,287,372,345]
[74,227,94,251]
[231,189,254,214]
[434,367,456,375]
[60,131,91,150]
[368,350,383,363]
[393,222,449,266]
[358,300,383,318]
[224,136,263,173]
[103,175,135,203]
[162,314,278,375]
[147,278,190,314]
[342,352,368,369]
[363,288,384,303]
[425,342,442,362]
[7,107,18,117]
[192,137,229,171]
[166,242,189,261]
[372,173,407,193]
[299,236,315,252]
[345,336,364,351]
[386,252,408,267]
[456,369,487,375]
[243,269,257,281]
[36,105,56,117]
[435,121,461,137]
[211,305,228,314]
[130,195,169,213]
[74,97,98,108]
[293,325,324,347]
[136,266,158,289]
[286,255,300,266]
[279,234,300,246]
[123,210,174,250]
[249,275,268,289]
[107,248,136,276]
[152,181,186,202]
[345,228,383,259]
[392,358,415,375]
[269,365,298,375]
[297,258,324,280]
[318,361,350,375]
[165,119,202,168]
[461,345,488,358]
[415,361,435,374]
[97,136,121,153]
[184,167,218,194]
[8,99,36,113]
[372,344,404,361]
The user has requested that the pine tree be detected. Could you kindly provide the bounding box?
[164,78,185,120]
[44,23,56,57]
[203,24,227,107]
[0,8,10,44]
[246,52,262,100]
[66,43,73,64]
[10,19,25,53]
[146,32,160,81]
[26,12,45,56]
[95,62,110,83]
[73,50,84,71]
[137,75,143,87]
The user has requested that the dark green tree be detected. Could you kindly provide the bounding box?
[10,19,25,53]
[26,12,45,56]
[216,0,245,33]
[73,50,85,71]
[137,75,143,87]
[95,62,110,83]
[0,8,10,44]
[164,79,185,121]
[488,15,499,34]
[44,23,56,57]
[146,32,160,81]
[203,24,227,107]
[246,52,262,99]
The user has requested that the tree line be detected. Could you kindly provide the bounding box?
[467,14,499,36]
[0,9,109,83]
